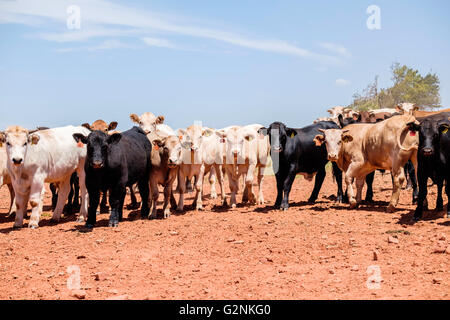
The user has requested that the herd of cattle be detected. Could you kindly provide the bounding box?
[0,102,449,229]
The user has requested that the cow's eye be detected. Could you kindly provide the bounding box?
[6,142,11,146]
[23,142,27,147]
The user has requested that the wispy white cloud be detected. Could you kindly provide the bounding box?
[335,78,350,86]
[1,0,343,65]
[56,39,134,53]
[319,42,352,58]
[142,37,176,49]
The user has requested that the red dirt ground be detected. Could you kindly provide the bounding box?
[0,173,449,300]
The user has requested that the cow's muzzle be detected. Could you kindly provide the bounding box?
[327,155,338,162]
[92,161,104,169]
[421,148,434,156]
[12,158,23,166]
[272,146,283,153]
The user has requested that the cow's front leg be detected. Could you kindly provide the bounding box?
[137,178,150,219]
[281,165,297,210]
[77,168,88,222]
[214,164,226,205]
[176,169,186,212]
[274,172,285,208]
[243,163,256,204]
[226,170,238,208]
[85,187,100,228]
[355,177,365,204]
[436,178,444,212]
[388,166,406,212]
[7,184,16,217]
[13,189,29,228]
[445,174,450,218]
[149,178,159,219]
[28,180,46,229]
[162,184,173,218]
[332,162,343,203]
[257,166,266,205]
[308,167,326,203]
[208,166,218,199]
[364,171,375,203]
[109,185,125,227]
[194,165,205,210]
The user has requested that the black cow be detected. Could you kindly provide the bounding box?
[410,112,450,221]
[259,121,343,210]
[73,126,151,228]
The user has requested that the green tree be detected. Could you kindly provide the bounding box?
[350,63,441,111]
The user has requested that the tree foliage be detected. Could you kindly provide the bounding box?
[349,63,441,110]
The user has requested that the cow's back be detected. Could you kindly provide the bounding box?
[23,126,90,182]
[118,126,151,184]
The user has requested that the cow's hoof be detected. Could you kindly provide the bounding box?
[231,204,236,209]
[196,206,203,211]
[163,211,171,219]
[149,214,157,220]
[307,198,317,204]
[76,217,85,223]
[108,221,119,227]
[28,224,38,229]
[50,218,59,224]
[210,194,218,200]
[349,202,357,209]
[13,224,22,229]
[85,223,94,229]
[412,216,420,222]
[386,205,395,213]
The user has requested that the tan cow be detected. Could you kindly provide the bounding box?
[0,146,16,216]
[216,124,270,208]
[130,112,165,134]
[147,125,181,219]
[313,114,419,211]
[81,120,118,133]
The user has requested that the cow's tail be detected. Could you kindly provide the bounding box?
[397,120,419,152]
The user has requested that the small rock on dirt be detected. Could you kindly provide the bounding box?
[373,250,379,261]
[388,236,399,244]
[71,289,86,299]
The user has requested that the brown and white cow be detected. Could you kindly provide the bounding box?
[216,124,270,208]
[147,125,181,218]
[82,120,118,134]
[130,112,165,134]
[0,125,90,228]
[313,114,419,211]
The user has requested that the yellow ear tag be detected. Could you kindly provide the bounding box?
[290,133,295,138]
[442,127,448,134]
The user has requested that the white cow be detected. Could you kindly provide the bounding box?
[176,124,227,211]
[0,125,90,228]
[216,124,270,208]
[0,146,16,216]
[130,112,165,134]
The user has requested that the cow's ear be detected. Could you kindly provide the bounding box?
[257,127,268,136]
[286,128,297,139]
[0,132,5,147]
[152,139,165,149]
[130,114,140,124]
[244,133,256,141]
[28,134,40,145]
[107,133,122,145]
[73,133,88,144]
[342,134,353,143]
[439,123,449,134]
[156,116,165,124]
[215,130,226,143]
[81,123,92,131]
[407,121,420,132]
[313,134,325,146]
[108,121,118,131]
[202,128,214,137]
[177,129,187,137]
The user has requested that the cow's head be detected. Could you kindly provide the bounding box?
[396,103,419,115]
[258,122,296,154]
[129,112,165,134]
[152,135,182,168]
[337,114,360,128]
[0,126,40,168]
[215,126,257,161]
[178,125,208,153]
[73,131,121,170]
[408,117,449,157]
[82,120,118,134]
[313,128,352,162]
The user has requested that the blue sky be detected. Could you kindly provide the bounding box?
[1,0,449,131]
